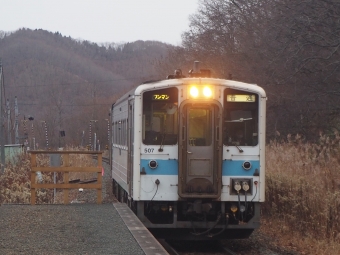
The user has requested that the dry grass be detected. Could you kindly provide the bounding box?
[262,133,340,254]
[0,153,32,204]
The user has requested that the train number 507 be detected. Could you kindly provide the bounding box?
[144,148,154,153]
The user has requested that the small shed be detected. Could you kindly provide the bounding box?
[5,144,24,164]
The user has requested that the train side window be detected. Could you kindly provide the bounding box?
[123,119,126,146]
[118,121,121,145]
[113,121,117,144]
[125,119,128,146]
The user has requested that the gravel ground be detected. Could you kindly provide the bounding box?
[221,232,299,255]
[167,232,299,255]
[0,162,145,255]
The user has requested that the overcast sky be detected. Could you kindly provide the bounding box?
[0,0,199,45]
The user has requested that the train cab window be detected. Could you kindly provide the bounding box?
[142,87,178,145]
[223,89,259,146]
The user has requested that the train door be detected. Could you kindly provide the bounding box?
[179,102,222,198]
[127,99,134,197]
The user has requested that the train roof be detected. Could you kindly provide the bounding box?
[112,77,266,107]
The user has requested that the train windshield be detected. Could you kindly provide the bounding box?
[142,87,178,145]
[223,88,259,146]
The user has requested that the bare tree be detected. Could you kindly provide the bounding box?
[175,0,340,139]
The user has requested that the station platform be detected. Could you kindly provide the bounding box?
[113,203,169,255]
[0,203,169,255]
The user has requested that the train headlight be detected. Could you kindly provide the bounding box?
[242,161,252,170]
[149,160,158,169]
[189,86,199,98]
[230,204,238,213]
[203,86,212,98]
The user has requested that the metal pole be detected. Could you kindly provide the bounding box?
[14,96,19,144]
[45,122,48,149]
[89,120,98,150]
[6,98,11,144]
[105,118,110,147]
[31,122,35,149]
[93,133,97,151]
[89,121,92,150]
[22,117,28,149]
[41,121,48,149]
[0,59,5,172]
[81,130,84,147]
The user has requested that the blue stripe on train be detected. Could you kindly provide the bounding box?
[140,159,178,175]
[222,160,260,176]
[140,159,260,176]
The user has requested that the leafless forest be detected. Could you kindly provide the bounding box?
[158,0,340,141]
[1,0,339,147]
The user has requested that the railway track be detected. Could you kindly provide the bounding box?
[158,240,239,255]
[159,238,289,255]
[92,155,110,164]
[102,156,110,164]
[222,246,238,255]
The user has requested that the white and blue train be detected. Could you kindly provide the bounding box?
[111,62,266,239]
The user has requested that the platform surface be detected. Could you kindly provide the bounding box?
[0,203,168,255]
[114,203,169,255]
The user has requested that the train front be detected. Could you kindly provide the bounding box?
[134,68,266,239]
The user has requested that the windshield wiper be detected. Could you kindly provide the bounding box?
[158,132,166,152]
[236,145,243,153]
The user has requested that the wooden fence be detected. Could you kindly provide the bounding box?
[30,150,103,205]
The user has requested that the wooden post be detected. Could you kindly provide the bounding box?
[30,153,37,205]
[63,154,69,204]
[97,153,103,204]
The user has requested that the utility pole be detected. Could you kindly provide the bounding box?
[93,132,97,151]
[89,120,98,150]
[45,121,48,149]
[41,121,49,149]
[6,98,11,144]
[89,121,92,149]
[22,116,28,146]
[14,96,19,144]
[81,130,85,147]
[0,59,5,172]
[105,118,110,147]
[29,116,35,150]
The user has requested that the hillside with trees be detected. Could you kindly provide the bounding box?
[0,28,171,148]
[158,0,340,140]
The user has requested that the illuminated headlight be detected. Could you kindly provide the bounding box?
[242,161,252,170]
[189,86,199,98]
[230,204,238,213]
[203,86,212,97]
[149,160,158,169]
